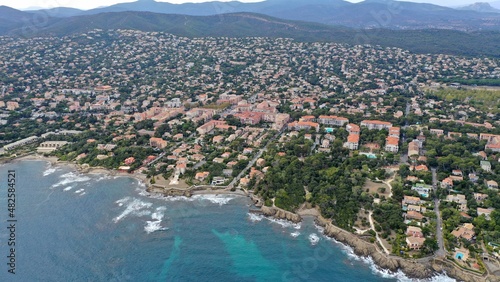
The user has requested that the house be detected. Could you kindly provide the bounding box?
[176,163,187,175]
[346,123,360,135]
[406,236,425,250]
[195,171,210,182]
[403,195,422,206]
[385,136,399,153]
[451,223,475,241]
[405,210,424,221]
[408,141,420,157]
[446,194,468,211]
[344,134,360,150]
[124,157,135,165]
[360,120,392,130]
[406,226,424,238]
[389,127,400,138]
[477,208,495,220]
[37,141,69,153]
[212,135,224,144]
[487,180,498,189]
[480,161,492,172]
[317,115,349,126]
[474,193,488,202]
[173,133,184,141]
[412,165,429,172]
[287,121,320,132]
[430,129,444,136]
[411,183,432,198]
[441,177,454,189]
[150,137,167,149]
[406,176,420,182]
[211,177,226,186]
[240,178,250,187]
[468,173,479,183]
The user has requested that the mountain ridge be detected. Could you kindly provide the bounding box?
[11,0,500,30]
[3,10,499,58]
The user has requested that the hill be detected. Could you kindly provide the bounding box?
[5,11,500,58]
[460,2,500,13]
[27,0,500,30]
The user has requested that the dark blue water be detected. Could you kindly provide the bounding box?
[0,161,453,281]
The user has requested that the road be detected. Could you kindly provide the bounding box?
[432,167,446,257]
[227,129,284,189]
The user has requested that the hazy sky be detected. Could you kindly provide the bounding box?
[2,0,495,10]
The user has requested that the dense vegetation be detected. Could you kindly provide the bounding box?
[426,88,500,114]
[253,134,394,230]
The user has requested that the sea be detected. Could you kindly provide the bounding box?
[0,160,455,282]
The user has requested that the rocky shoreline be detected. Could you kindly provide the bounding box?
[6,155,498,281]
[249,195,497,282]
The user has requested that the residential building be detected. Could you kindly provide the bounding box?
[360,120,392,130]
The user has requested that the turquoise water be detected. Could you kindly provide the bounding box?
[0,161,454,281]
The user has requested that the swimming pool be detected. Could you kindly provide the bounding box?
[456,252,464,260]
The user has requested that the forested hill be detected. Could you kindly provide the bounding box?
[5,11,500,58]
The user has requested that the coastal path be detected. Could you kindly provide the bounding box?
[368,211,390,255]
[432,167,446,258]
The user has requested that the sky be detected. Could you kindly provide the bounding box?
[1,0,497,11]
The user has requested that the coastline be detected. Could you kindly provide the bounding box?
[8,155,498,281]
[249,196,496,282]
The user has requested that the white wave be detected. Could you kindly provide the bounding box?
[113,198,153,223]
[290,231,300,238]
[192,194,234,206]
[144,206,168,234]
[266,217,301,229]
[51,172,91,188]
[137,189,150,197]
[246,212,302,229]
[74,189,85,194]
[247,213,264,222]
[94,175,111,182]
[43,167,58,177]
[115,197,131,207]
[161,196,195,202]
[63,186,74,191]
[80,192,86,196]
[144,220,168,234]
[308,233,320,245]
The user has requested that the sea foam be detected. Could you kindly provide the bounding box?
[192,194,234,206]
[113,198,153,223]
[51,172,91,188]
[308,233,320,245]
[246,213,301,229]
[43,167,58,177]
[144,207,168,233]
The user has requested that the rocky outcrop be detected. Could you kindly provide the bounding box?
[315,216,434,279]
[260,206,302,223]
[250,195,263,207]
[432,259,495,282]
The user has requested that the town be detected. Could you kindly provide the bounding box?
[0,29,499,277]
